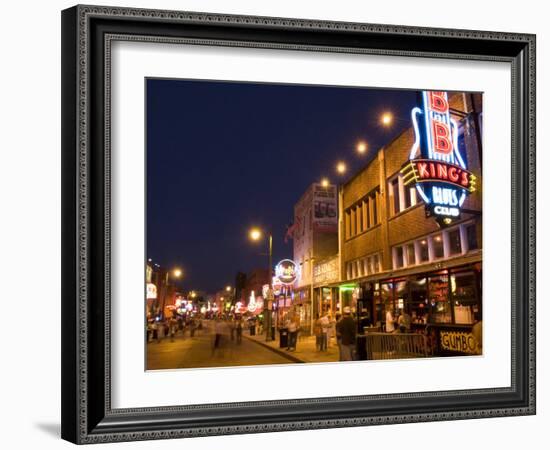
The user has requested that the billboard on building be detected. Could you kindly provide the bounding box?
[312,183,337,232]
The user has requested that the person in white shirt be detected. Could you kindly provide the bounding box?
[385,306,396,333]
[319,314,330,351]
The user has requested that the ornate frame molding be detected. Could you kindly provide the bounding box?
[61,5,536,444]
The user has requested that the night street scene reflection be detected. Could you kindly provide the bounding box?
[146,79,483,369]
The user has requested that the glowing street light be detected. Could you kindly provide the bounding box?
[190,291,197,299]
[172,268,182,278]
[249,228,262,241]
[381,112,393,127]
[336,161,347,175]
[356,141,367,154]
[225,285,232,292]
[321,178,330,188]
[247,226,274,342]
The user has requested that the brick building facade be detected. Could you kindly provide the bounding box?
[336,92,483,355]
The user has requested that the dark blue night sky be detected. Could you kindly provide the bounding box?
[146,79,417,293]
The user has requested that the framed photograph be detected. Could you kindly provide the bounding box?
[61,5,536,444]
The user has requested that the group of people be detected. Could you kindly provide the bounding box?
[384,306,412,333]
[320,305,413,361]
[313,313,333,352]
[211,315,249,353]
[146,315,203,343]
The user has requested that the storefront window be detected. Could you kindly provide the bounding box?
[451,271,479,324]
[428,274,451,323]
[407,243,416,265]
[448,228,462,255]
[418,239,429,262]
[379,282,394,327]
[395,280,407,313]
[409,277,428,324]
[394,246,404,268]
[373,254,380,272]
[373,283,382,326]
[432,234,444,259]
[467,223,479,250]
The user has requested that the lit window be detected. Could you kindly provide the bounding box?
[373,254,380,272]
[433,234,444,259]
[364,257,371,275]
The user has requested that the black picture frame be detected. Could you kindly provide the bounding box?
[61,4,536,444]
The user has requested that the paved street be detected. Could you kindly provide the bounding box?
[246,333,340,364]
[147,320,295,370]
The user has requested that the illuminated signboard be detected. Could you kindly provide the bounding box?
[275,259,300,285]
[439,330,480,355]
[401,91,476,226]
[146,283,157,300]
[248,291,258,312]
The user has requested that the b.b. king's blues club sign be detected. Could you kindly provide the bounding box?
[401,91,476,227]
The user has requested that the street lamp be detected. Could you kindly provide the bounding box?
[356,141,368,154]
[336,161,347,175]
[160,267,183,319]
[381,112,393,127]
[225,285,232,292]
[249,228,262,241]
[320,178,330,188]
[248,227,273,342]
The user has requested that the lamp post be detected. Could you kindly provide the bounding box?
[249,227,273,341]
[160,267,182,319]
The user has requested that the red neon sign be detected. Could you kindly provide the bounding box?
[427,91,449,113]
[402,159,476,192]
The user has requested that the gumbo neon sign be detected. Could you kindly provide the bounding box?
[401,91,476,224]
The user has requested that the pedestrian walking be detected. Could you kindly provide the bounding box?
[319,313,330,351]
[336,307,356,361]
[286,313,299,351]
[235,316,243,344]
[168,315,178,342]
[327,313,336,348]
[212,317,223,355]
[229,317,236,341]
[314,314,322,351]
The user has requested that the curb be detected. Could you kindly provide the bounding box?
[243,336,305,363]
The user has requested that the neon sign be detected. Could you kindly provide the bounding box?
[146,283,157,300]
[402,91,475,225]
[248,291,258,312]
[275,259,300,285]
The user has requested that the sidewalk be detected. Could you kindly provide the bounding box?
[245,332,340,364]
